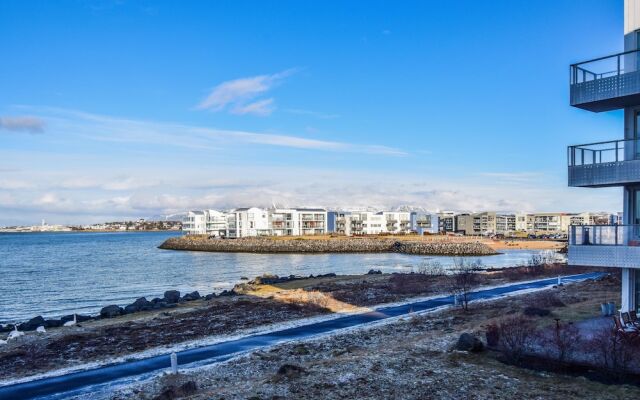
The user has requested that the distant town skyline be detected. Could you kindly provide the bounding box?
[0,0,626,225]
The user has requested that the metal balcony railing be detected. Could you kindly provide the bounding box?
[570,49,640,111]
[568,138,640,166]
[567,138,640,187]
[569,224,640,246]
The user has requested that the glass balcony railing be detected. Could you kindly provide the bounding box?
[570,49,640,111]
[567,139,640,187]
[567,138,640,166]
[569,224,640,246]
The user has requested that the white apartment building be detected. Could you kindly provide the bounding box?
[227,207,271,238]
[182,211,208,235]
[205,209,229,237]
[378,211,411,234]
[182,207,328,237]
[328,210,414,236]
[270,208,327,236]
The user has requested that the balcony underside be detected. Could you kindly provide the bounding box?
[569,245,640,268]
[571,69,640,112]
[568,160,640,187]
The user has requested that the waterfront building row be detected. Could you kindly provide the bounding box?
[439,211,617,237]
[183,208,618,238]
[183,208,328,237]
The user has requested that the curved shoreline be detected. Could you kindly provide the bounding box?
[158,236,499,256]
[0,272,606,399]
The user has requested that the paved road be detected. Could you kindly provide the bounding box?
[0,272,605,400]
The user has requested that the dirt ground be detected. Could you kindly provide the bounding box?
[108,274,640,400]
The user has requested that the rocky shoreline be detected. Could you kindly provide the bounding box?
[159,236,498,256]
[0,273,341,333]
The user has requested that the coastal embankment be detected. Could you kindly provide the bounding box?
[159,236,498,256]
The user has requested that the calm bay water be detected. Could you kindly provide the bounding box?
[0,231,563,323]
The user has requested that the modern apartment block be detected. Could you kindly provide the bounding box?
[567,0,640,313]
[437,212,457,233]
[182,211,207,235]
[228,207,271,238]
[454,212,515,236]
[182,207,327,237]
[270,208,327,236]
[327,210,426,236]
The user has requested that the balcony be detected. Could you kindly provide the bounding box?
[568,225,640,269]
[571,50,640,112]
[568,139,640,187]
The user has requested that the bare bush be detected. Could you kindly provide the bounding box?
[543,320,582,363]
[587,326,640,379]
[495,315,535,363]
[449,258,482,311]
[416,261,445,276]
[521,252,557,276]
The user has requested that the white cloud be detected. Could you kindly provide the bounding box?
[197,69,295,116]
[231,98,275,116]
[0,116,44,133]
[0,179,34,190]
[476,172,545,184]
[23,107,407,156]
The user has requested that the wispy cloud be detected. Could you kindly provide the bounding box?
[197,69,296,116]
[25,107,407,156]
[0,116,45,133]
[231,98,275,116]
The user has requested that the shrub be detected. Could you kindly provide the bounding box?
[543,320,582,363]
[495,315,535,363]
[485,322,500,347]
[448,258,482,311]
[416,261,446,276]
[523,307,551,317]
[587,326,640,379]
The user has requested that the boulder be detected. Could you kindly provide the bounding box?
[61,314,92,323]
[182,291,201,301]
[455,333,484,352]
[253,274,284,284]
[100,305,123,318]
[367,269,382,275]
[153,301,168,309]
[124,297,152,313]
[124,304,139,314]
[277,364,306,378]
[164,290,181,304]
[45,319,64,328]
[204,293,216,301]
[19,316,46,331]
[133,297,151,308]
[0,324,13,333]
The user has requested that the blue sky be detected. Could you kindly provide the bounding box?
[0,0,627,225]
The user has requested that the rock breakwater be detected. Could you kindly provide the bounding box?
[159,236,498,256]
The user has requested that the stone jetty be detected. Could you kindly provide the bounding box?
[159,236,498,256]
